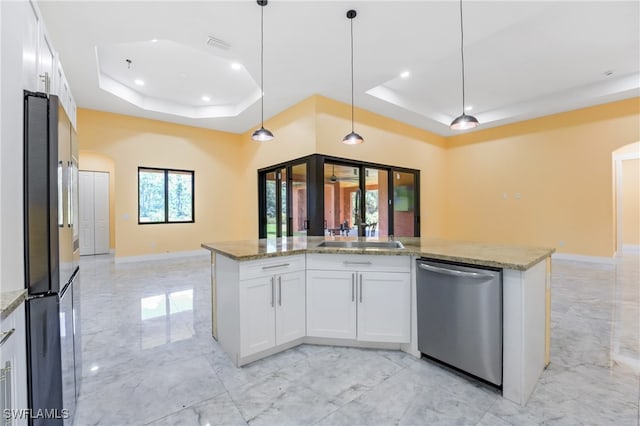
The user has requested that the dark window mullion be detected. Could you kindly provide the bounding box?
[164,170,169,223]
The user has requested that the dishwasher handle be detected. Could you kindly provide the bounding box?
[418,263,495,280]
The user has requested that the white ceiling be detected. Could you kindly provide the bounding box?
[38,1,640,137]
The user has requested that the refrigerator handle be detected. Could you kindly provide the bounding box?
[67,161,72,228]
[58,161,64,227]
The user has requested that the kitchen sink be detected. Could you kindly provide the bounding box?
[317,240,405,249]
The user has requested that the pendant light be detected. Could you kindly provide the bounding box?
[251,0,274,142]
[450,0,479,131]
[342,10,364,145]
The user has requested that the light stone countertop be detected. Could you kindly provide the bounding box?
[201,236,555,271]
[0,289,27,319]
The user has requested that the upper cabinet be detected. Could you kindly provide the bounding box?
[22,0,77,128]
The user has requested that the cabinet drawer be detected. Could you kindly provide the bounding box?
[307,254,410,273]
[239,255,306,280]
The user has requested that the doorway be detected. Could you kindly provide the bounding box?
[79,171,110,255]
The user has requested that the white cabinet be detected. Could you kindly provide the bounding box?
[37,24,54,94]
[240,275,277,356]
[306,270,356,339]
[214,254,306,363]
[357,272,411,343]
[275,271,306,345]
[306,254,411,343]
[22,0,39,91]
[239,270,305,357]
[0,303,28,426]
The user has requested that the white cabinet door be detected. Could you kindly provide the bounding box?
[22,0,39,91]
[275,270,305,345]
[239,276,276,357]
[79,171,95,255]
[93,172,110,254]
[306,270,356,339]
[79,171,110,255]
[357,272,411,343]
[0,304,27,426]
[37,28,54,93]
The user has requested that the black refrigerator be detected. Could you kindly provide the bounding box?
[23,91,82,425]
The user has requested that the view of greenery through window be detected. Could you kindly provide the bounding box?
[139,168,193,223]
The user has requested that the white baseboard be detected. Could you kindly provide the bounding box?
[115,249,209,264]
[622,244,640,254]
[552,253,616,265]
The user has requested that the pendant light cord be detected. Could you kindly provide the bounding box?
[459,0,466,113]
[260,4,265,127]
[350,16,355,133]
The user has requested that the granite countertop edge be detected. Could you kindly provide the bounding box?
[0,289,27,319]
[201,239,555,271]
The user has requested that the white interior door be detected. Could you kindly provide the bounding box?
[79,171,95,255]
[93,172,110,254]
[79,171,110,256]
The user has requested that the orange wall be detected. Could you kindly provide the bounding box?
[236,96,318,239]
[622,159,640,245]
[77,95,640,259]
[77,109,242,258]
[314,96,447,238]
[78,151,116,249]
[445,98,640,257]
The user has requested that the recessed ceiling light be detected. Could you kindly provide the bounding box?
[90,365,99,372]
[134,79,145,86]
[151,39,158,43]
[231,62,242,71]
[465,106,473,111]
[400,71,410,79]
[201,95,211,102]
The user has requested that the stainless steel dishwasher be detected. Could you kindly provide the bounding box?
[416,258,502,387]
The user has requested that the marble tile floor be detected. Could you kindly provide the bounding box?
[73,252,639,425]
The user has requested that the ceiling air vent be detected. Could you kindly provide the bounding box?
[206,36,231,50]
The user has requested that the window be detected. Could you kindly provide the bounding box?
[138,167,194,224]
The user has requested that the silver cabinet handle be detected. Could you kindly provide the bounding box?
[418,263,495,279]
[359,274,363,303]
[278,276,282,306]
[270,277,275,307]
[0,329,15,346]
[351,273,355,302]
[343,261,372,266]
[262,263,290,270]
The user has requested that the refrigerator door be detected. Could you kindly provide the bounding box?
[24,92,55,295]
[71,269,82,401]
[59,278,76,425]
[55,96,75,289]
[26,295,63,425]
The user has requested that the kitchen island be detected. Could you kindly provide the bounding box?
[201,236,554,406]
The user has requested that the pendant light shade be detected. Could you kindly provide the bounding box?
[450,113,479,130]
[342,9,364,145]
[342,131,364,145]
[251,126,274,141]
[450,0,479,131]
[252,0,274,142]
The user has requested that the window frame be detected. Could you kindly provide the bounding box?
[138,166,195,224]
